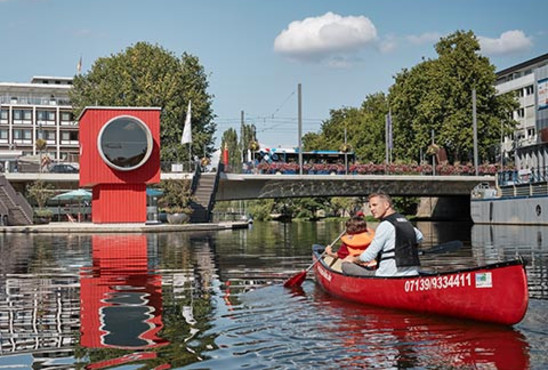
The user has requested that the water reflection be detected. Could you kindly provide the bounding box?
[0,222,547,368]
[472,224,548,299]
[186,282,530,369]
[79,234,166,349]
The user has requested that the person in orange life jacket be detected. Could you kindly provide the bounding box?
[342,192,423,277]
[325,215,376,263]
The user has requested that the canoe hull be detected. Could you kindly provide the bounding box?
[312,246,529,325]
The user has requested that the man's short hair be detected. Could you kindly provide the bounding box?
[368,191,393,208]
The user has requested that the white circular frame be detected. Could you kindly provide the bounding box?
[97,115,153,172]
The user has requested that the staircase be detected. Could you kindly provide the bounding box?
[189,165,222,223]
[0,175,33,225]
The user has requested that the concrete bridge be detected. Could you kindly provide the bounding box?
[4,171,494,221]
[4,171,494,200]
[215,173,494,200]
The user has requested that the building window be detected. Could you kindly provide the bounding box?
[46,130,56,141]
[0,109,8,122]
[516,108,525,118]
[13,129,32,142]
[60,111,73,121]
[13,109,32,123]
[61,131,79,143]
[0,129,8,141]
[525,85,534,95]
[37,110,56,121]
[527,128,535,137]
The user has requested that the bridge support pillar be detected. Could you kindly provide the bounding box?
[416,196,470,220]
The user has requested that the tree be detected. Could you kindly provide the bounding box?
[26,180,54,219]
[70,42,216,163]
[157,179,193,214]
[303,93,388,163]
[221,128,240,171]
[389,30,518,163]
[240,122,257,162]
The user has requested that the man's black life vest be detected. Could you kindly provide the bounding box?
[379,213,420,267]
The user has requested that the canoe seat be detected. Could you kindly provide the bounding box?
[323,255,335,265]
[330,259,343,272]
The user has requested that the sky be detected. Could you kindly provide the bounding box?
[1,0,547,149]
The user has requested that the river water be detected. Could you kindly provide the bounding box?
[0,220,547,369]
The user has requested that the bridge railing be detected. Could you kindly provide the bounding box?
[231,161,503,176]
[498,166,548,186]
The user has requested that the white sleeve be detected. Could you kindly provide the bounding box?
[359,221,393,262]
[414,227,423,243]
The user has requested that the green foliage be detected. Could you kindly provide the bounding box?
[158,179,193,214]
[389,30,518,163]
[248,199,275,221]
[34,208,53,218]
[35,138,47,151]
[302,30,517,166]
[240,123,257,156]
[26,180,54,209]
[392,196,420,215]
[69,42,216,163]
[303,93,388,163]
[221,128,241,170]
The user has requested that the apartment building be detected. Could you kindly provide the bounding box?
[0,76,79,168]
[496,53,548,158]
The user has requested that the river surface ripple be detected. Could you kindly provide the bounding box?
[0,221,547,369]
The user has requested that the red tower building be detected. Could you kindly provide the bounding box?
[78,107,161,223]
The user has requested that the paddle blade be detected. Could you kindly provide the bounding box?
[283,270,307,288]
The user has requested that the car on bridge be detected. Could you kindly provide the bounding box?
[49,163,79,173]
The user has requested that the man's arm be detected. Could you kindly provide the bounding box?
[343,222,392,264]
[414,227,423,243]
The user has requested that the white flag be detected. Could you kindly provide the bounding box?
[181,100,192,144]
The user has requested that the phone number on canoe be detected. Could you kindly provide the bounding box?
[404,273,472,293]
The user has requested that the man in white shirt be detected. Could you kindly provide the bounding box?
[342,192,423,277]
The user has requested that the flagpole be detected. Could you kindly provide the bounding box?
[181,100,192,171]
[188,143,192,171]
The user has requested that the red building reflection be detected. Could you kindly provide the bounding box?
[80,235,168,349]
[311,288,529,369]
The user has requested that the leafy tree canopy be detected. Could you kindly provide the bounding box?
[303,30,518,165]
[70,42,216,163]
[389,30,518,163]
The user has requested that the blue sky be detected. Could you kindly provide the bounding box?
[1,0,546,148]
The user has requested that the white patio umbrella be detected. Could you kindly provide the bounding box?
[51,189,92,222]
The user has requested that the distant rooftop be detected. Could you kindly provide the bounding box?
[30,76,73,85]
[496,53,548,77]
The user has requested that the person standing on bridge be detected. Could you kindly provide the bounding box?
[341,192,423,277]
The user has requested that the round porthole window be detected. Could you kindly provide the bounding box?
[97,115,153,171]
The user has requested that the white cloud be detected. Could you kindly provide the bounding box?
[406,32,441,45]
[274,12,377,63]
[478,30,533,55]
[379,34,398,54]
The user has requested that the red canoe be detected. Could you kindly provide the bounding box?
[312,245,529,325]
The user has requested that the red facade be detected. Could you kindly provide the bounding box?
[78,107,161,223]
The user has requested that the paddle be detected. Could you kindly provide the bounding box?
[418,240,463,256]
[283,229,346,288]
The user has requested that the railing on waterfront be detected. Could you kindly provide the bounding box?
[496,167,548,198]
